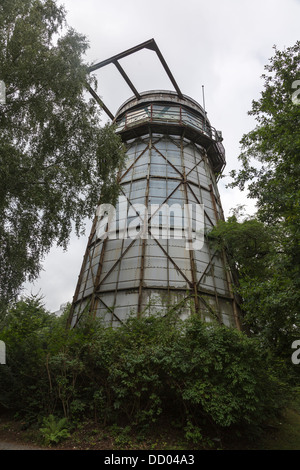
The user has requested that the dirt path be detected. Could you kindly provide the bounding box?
[0,440,43,450]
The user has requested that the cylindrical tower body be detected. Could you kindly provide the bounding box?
[69,91,241,329]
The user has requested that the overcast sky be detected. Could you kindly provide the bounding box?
[23,0,300,312]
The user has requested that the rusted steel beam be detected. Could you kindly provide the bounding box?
[146,39,184,99]
[118,143,149,183]
[147,181,181,223]
[95,237,138,290]
[113,60,141,100]
[180,138,199,312]
[209,183,219,224]
[150,234,193,288]
[186,181,216,228]
[67,213,99,327]
[88,39,183,110]
[90,237,108,319]
[88,39,157,72]
[95,294,125,325]
[152,143,183,177]
[196,250,218,288]
[137,133,151,315]
[86,84,115,120]
[197,294,221,323]
[72,298,92,328]
[186,156,205,177]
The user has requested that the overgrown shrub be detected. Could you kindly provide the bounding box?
[0,297,291,439]
[0,296,57,420]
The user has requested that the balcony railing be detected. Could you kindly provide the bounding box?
[116,104,222,142]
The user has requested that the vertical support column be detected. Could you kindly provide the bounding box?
[137,129,151,316]
[111,157,135,324]
[90,224,109,320]
[180,137,200,313]
[67,211,100,327]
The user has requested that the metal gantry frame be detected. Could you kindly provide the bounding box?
[87,38,184,121]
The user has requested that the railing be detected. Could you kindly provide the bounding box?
[115,104,223,144]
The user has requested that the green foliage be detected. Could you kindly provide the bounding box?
[39,414,70,445]
[184,421,203,444]
[229,41,300,230]
[208,214,277,278]
[109,424,133,448]
[209,215,300,377]
[0,297,291,440]
[210,42,300,382]
[0,0,125,308]
[0,295,56,418]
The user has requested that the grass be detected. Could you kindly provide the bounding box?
[255,408,300,450]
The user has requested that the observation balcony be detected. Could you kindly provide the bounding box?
[114,91,226,174]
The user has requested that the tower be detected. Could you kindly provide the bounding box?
[68,40,241,330]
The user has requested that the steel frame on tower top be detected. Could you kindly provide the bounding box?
[87,40,226,174]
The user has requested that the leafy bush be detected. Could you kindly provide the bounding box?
[0,296,57,419]
[0,297,291,440]
[39,415,70,446]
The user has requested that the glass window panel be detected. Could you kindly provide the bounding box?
[152,105,180,122]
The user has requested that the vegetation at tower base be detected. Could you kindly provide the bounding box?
[0,0,125,312]
[0,296,292,447]
[209,41,300,383]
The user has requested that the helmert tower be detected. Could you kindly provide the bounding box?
[67,39,241,330]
